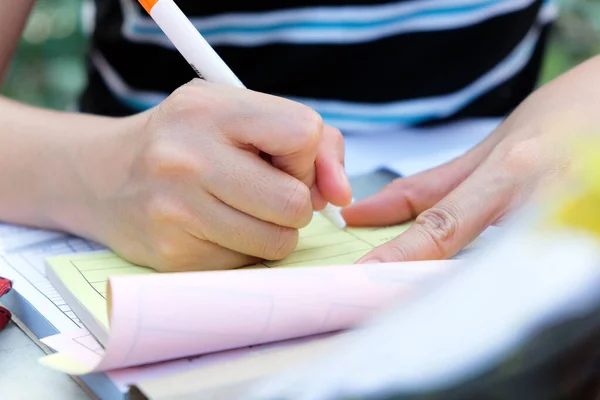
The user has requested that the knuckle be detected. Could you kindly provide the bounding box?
[153,238,186,272]
[386,180,420,218]
[414,206,460,253]
[144,143,205,180]
[262,226,299,260]
[146,196,187,225]
[497,138,544,175]
[183,77,206,88]
[161,86,189,115]
[385,240,413,261]
[171,80,201,102]
[327,125,344,149]
[163,82,213,119]
[295,105,323,148]
[281,180,313,227]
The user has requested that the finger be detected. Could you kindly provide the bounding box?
[190,80,324,187]
[183,190,301,261]
[311,185,327,211]
[152,234,261,272]
[115,216,260,272]
[311,125,352,209]
[342,128,503,227]
[203,144,314,229]
[341,156,477,227]
[356,159,516,263]
[174,239,262,272]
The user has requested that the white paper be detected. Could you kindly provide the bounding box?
[0,223,66,253]
[0,227,104,332]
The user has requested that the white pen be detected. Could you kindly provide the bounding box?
[137,0,347,229]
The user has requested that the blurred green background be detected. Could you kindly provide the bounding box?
[1,0,599,111]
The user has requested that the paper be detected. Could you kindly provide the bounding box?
[0,218,415,392]
[42,258,455,373]
[46,213,413,341]
[46,251,150,343]
[0,224,105,333]
[0,222,66,253]
[43,212,456,374]
[262,213,410,267]
[242,231,600,400]
[127,332,348,400]
[0,223,135,398]
[40,327,340,393]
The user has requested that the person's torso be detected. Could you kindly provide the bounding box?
[80,0,556,132]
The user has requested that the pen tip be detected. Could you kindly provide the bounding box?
[321,204,347,229]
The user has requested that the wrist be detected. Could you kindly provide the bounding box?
[46,112,147,241]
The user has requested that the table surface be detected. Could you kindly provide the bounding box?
[0,321,91,399]
[0,171,395,400]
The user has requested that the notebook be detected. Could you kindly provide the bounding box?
[41,213,459,375]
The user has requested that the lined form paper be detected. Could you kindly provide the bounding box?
[0,223,65,252]
[45,213,413,338]
[264,215,408,267]
[40,213,460,374]
[0,223,104,332]
[43,257,456,374]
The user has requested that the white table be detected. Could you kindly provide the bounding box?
[0,320,92,399]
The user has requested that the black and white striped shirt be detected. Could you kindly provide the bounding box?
[80,0,556,133]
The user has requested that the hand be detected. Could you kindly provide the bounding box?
[71,79,351,271]
[342,55,600,263]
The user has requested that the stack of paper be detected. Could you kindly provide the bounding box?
[39,214,460,378]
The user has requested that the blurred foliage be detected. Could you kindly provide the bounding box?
[1,0,89,110]
[540,0,600,84]
[1,0,599,111]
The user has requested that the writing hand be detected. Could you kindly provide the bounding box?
[73,79,351,271]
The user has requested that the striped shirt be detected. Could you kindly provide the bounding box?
[79,0,557,133]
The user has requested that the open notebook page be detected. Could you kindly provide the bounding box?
[45,213,412,342]
[41,214,461,373]
[42,259,456,374]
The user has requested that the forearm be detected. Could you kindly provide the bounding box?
[0,0,34,81]
[0,96,141,237]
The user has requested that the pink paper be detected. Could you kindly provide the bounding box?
[53,260,458,372]
[42,328,339,390]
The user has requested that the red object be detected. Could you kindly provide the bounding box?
[0,277,11,297]
[0,277,12,331]
[0,306,10,331]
